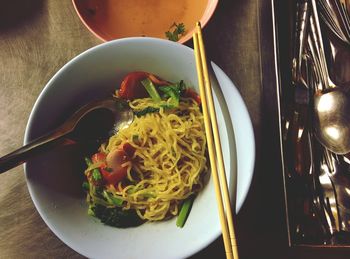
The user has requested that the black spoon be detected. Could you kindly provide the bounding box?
[0,98,133,173]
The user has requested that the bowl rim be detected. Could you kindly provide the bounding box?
[71,0,219,44]
[23,37,255,258]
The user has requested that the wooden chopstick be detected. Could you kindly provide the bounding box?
[193,22,239,259]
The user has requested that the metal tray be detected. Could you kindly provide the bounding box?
[272,0,350,247]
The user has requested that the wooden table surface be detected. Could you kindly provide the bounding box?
[1,0,350,258]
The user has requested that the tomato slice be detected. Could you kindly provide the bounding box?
[118,71,149,100]
[100,167,127,186]
[91,152,107,164]
[117,71,170,100]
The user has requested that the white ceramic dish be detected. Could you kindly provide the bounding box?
[24,38,255,259]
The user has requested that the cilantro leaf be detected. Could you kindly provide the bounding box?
[165,23,186,42]
[158,81,186,108]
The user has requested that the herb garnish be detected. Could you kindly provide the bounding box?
[165,22,186,41]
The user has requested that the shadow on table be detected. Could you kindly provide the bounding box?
[0,0,44,32]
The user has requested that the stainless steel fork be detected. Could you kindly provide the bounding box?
[318,0,350,45]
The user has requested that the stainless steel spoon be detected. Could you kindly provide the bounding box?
[310,0,350,155]
[302,49,341,238]
[0,98,133,174]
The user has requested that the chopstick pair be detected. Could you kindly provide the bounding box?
[193,22,239,259]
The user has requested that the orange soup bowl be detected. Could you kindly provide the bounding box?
[72,0,219,44]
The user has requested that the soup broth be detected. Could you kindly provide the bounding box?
[77,0,208,41]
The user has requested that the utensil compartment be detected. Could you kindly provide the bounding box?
[272,0,350,247]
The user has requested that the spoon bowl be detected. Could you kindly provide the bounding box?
[308,1,350,154]
[314,88,350,154]
[0,98,133,174]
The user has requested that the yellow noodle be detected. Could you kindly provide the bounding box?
[103,98,207,221]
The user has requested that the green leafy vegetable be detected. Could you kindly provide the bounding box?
[82,181,90,191]
[141,78,161,102]
[85,157,102,182]
[132,134,139,143]
[176,196,195,228]
[165,23,186,42]
[136,79,187,115]
[85,157,93,166]
[92,170,102,181]
[103,190,124,206]
[134,106,160,117]
[158,80,186,108]
[91,204,144,228]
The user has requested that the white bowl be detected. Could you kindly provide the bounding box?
[24,38,255,259]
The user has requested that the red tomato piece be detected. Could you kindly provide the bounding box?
[100,167,127,186]
[118,71,149,100]
[117,71,170,100]
[91,152,107,164]
[183,88,201,105]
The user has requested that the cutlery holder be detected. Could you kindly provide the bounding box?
[272,0,350,247]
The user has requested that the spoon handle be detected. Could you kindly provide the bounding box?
[292,0,310,83]
[0,129,69,174]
